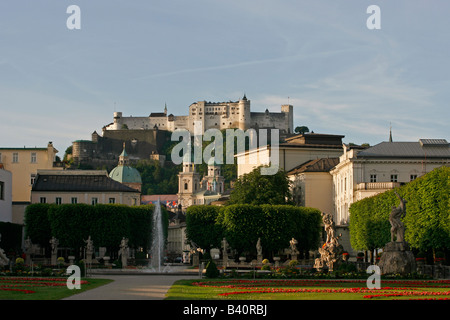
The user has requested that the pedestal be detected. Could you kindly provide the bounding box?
[51,254,57,266]
[378,241,416,275]
[257,254,263,265]
[192,253,199,267]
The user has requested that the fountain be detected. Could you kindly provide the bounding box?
[149,198,168,272]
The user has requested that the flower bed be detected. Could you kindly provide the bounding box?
[0,277,88,295]
[191,279,450,300]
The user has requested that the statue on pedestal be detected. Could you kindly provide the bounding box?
[256,238,263,264]
[50,237,59,265]
[24,236,33,265]
[379,191,416,275]
[389,191,407,242]
[84,236,94,263]
[289,238,299,260]
[118,237,129,268]
[314,212,343,272]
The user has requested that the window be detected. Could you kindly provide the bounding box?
[13,153,18,163]
[0,181,4,200]
[71,197,78,204]
[370,174,377,183]
[55,197,62,205]
[91,197,98,205]
[410,174,418,181]
[109,198,115,204]
[31,152,37,163]
[184,183,188,190]
[390,174,398,182]
[30,174,36,185]
[40,197,46,203]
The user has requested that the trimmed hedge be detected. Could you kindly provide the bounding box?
[349,166,450,252]
[185,205,223,251]
[24,203,167,257]
[186,204,322,256]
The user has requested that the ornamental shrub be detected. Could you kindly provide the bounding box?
[205,259,220,278]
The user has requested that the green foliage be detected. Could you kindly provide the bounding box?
[134,160,181,195]
[24,203,167,256]
[185,205,223,251]
[294,126,310,134]
[229,166,293,205]
[213,204,321,255]
[349,166,450,252]
[24,203,54,246]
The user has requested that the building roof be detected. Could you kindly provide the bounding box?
[149,113,167,118]
[109,166,142,184]
[32,173,139,193]
[287,158,340,175]
[280,133,345,149]
[357,139,450,159]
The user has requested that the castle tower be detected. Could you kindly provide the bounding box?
[238,94,251,131]
[281,104,294,134]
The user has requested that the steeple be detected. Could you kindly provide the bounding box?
[389,123,393,142]
[118,142,129,166]
[164,103,167,115]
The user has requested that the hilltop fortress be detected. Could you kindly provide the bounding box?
[71,95,294,167]
[104,95,293,134]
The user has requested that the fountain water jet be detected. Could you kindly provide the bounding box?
[149,198,166,272]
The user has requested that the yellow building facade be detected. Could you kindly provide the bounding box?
[0,142,60,223]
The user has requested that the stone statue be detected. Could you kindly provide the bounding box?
[389,191,407,242]
[379,191,416,275]
[0,233,10,266]
[322,212,336,244]
[50,236,59,255]
[289,238,299,255]
[256,238,262,256]
[118,237,129,268]
[49,236,59,265]
[84,236,94,263]
[84,236,94,253]
[24,236,33,265]
[314,212,343,272]
[221,238,229,255]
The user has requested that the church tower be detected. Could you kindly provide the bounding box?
[177,157,200,209]
[201,158,225,194]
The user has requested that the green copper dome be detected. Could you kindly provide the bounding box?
[109,144,142,184]
[109,165,142,184]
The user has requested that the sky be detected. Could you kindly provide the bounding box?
[1,0,449,156]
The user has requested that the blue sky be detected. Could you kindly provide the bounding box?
[1,1,449,156]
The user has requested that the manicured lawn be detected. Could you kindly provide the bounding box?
[0,276,113,300]
[166,278,450,300]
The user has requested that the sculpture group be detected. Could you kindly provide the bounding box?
[378,191,416,274]
[314,212,344,272]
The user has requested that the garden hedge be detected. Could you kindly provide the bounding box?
[349,166,450,253]
[24,203,167,257]
[186,204,322,256]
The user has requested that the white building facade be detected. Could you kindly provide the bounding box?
[331,139,450,228]
[0,167,12,222]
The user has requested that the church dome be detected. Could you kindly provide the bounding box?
[109,143,142,184]
[109,165,142,184]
